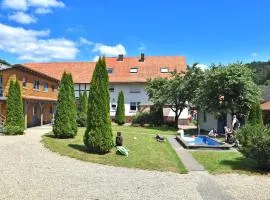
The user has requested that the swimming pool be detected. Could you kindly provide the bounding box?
[176,135,230,150]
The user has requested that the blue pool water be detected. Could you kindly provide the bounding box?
[186,136,221,146]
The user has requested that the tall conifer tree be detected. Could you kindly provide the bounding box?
[53,72,77,138]
[115,91,125,125]
[84,57,113,153]
[6,80,25,135]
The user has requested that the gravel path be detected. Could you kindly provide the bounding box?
[0,126,269,200]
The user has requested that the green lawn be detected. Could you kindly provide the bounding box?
[42,126,187,173]
[191,151,262,174]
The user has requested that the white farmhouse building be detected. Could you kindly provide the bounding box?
[24,54,189,124]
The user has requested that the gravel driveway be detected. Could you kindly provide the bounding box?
[0,126,269,200]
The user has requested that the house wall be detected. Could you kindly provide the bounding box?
[74,82,189,121]
[0,68,58,127]
[198,111,232,131]
[0,68,59,99]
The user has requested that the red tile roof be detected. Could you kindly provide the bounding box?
[261,100,270,111]
[24,56,186,83]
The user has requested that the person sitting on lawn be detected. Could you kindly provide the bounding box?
[116,132,123,146]
[208,128,218,138]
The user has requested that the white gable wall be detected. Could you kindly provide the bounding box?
[74,83,189,119]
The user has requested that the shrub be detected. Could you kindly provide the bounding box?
[5,80,24,135]
[53,72,77,138]
[236,124,270,170]
[248,101,263,125]
[84,57,113,153]
[77,112,87,127]
[150,104,164,125]
[115,91,125,125]
[132,112,152,126]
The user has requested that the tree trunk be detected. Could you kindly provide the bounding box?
[174,114,179,128]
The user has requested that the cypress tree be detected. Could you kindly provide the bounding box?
[248,101,263,125]
[53,72,77,138]
[6,80,25,135]
[84,57,113,153]
[77,91,88,127]
[115,91,125,125]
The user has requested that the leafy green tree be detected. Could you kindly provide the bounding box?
[248,101,263,125]
[146,73,188,127]
[115,91,125,125]
[84,57,113,153]
[195,63,261,118]
[6,80,25,135]
[53,72,77,138]
[77,91,88,127]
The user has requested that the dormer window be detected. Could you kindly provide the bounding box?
[160,67,169,73]
[107,67,113,74]
[130,67,138,73]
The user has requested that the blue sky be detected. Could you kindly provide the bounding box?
[0,0,270,66]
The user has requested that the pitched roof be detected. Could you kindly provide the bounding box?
[23,56,186,83]
[261,100,270,111]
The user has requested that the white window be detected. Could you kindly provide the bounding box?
[111,103,117,111]
[23,77,27,87]
[130,102,140,111]
[160,67,169,73]
[107,67,113,74]
[109,87,115,92]
[43,83,48,92]
[34,80,39,90]
[130,67,138,73]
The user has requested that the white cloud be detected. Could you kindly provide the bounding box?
[79,37,93,45]
[196,64,208,71]
[138,42,146,51]
[92,43,126,57]
[251,52,258,57]
[8,12,37,24]
[2,0,64,11]
[0,23,78,62]
[27,0,65,8]
[92,55,100,62]
[35,7,52,14]
[2,0,28,11]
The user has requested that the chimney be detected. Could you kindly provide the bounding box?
[117,54,124,61]
[139,53,145,62]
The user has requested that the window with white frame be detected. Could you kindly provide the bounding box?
[130,67,138,73]
[111,103,117,111]
[107,67,113,74]
[130,102,140,111]
[109,87,115,92]
[23,77,27,87]
[43,82,48,92]
[160,67,169,73]
[34,80,39,90]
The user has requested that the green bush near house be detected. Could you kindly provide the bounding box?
[53,72,77,138]
[236,123,270,170]
[77,91,88,127]
[84,57,113,154]
[248,101,263,125]
[115,91,125,125]
[132,112,152,126]
[5,80,25,135]
[132,104,164,126]
[150,104,164,125]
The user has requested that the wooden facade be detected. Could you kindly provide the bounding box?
[0,65,59,128]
